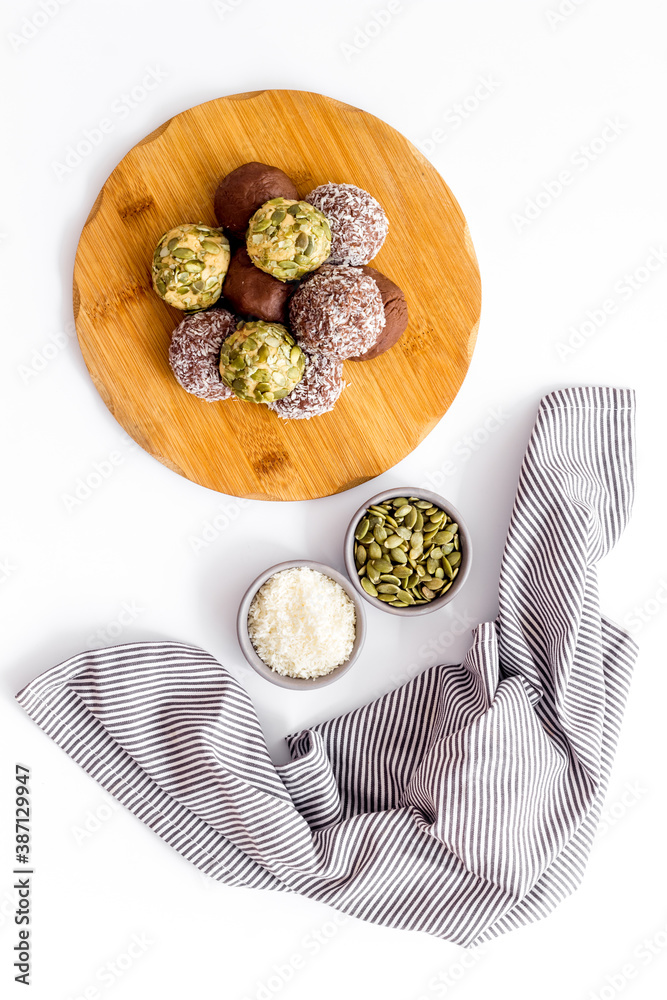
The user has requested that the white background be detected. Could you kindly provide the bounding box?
[2,1,666,998]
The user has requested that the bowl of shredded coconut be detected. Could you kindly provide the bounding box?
[237,560,366,689]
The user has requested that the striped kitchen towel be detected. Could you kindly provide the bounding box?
[16,386,637,946]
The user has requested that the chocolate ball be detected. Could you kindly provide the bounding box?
[214,162,298,239]
[222,248,294,323]
[289,265,385,361]
[349,266,408,361]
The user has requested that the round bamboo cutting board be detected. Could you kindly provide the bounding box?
[73,90,481,501]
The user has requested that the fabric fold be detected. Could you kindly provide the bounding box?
[16,386,638,946]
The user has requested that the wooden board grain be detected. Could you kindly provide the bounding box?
[73,90,481,501]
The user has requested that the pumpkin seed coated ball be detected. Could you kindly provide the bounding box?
[219,320,306,403]
[245,198,332,282]
[152,223,231,311]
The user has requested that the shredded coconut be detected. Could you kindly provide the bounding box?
[247,567,356,678]
[169,308,237,401]
[268,350,344,420]
[306,182,389,265]
[289,265,385,360]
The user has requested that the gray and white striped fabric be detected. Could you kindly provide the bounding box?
[16,386,637,946]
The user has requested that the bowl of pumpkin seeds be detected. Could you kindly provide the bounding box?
[344,488,471,616]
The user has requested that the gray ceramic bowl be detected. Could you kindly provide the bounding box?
[344,487,472,616]
[237,560,366,690]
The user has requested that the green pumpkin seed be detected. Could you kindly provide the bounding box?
[395,504,412,518]
[361,577,378,597]
[379,574,401,585]
[377,584,399,595]
[394,566,411,579]
[200,240,221,254]
[271,209,286,224]
[434,530,453,544]
[185,260,204,272]
[404,508,417,529]
[367,563,381,584]
[354,518,370,541]
[395,526,412,540]
[441,557,453,580]
[377,594,397,602]
[448,551,461,567]
[421,586,435,600]
[253,219,271,232]
[374,558,393,573]
[368,542,382,561]
[172,247,195,259]
[384,535,403,549]
[287,204,300,216]
[373,525,387,543]
[391,548,408,564]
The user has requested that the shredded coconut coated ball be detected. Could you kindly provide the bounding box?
[268,350,344,420]
[248,567,356,678]
[289,264,385,360]
[305,182,389,265]
[169,308,238,401]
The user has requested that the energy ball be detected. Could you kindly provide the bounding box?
[349,265,408,361]
[152,224,230,312]
[305,183,388,265]
[289,264,385,360]
[246,198,331,282]
[214,162,298,239]
[269,351,344,420]
[169,308,237,401]
[219,320,306,403]
[222,247,294,324]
